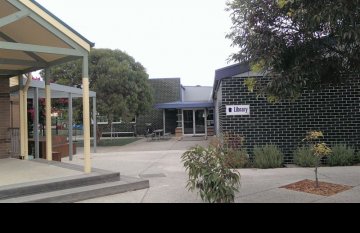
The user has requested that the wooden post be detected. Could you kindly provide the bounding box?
[82,55,91,173]
[23,74,31,159]
[45,69,52,161]
[19,76,25,159]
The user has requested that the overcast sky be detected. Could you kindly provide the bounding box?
[35,0,238,86]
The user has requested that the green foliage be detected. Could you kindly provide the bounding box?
[250,60,265,73]
[301,130,331,187]
[44,48,153,126]
[327,144,355,166]
[226,0,360,99]
[277,0,288,9]
[221,132,250,168]
[266,95,280,104]
[244,78,257,93]
[355,151,360,164]
[293,146,317,167]
[225,149,249,169]
[303,131,332,159]
[253,145,284,169]
[182,146,241,203]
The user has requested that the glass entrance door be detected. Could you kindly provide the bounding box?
[195,110,205,134]
[183,109,206,135]
[183,110,194,135]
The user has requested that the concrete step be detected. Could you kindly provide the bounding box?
[0,172,120,200]
[0,176,149,203]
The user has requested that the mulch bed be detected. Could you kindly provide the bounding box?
[281,179,353,197]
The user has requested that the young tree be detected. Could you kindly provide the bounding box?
[226,0,360,99]
[303,131,332,188]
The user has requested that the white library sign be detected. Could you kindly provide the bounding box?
[226,105,250,116]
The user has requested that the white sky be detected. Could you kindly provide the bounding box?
[35,0,238,86]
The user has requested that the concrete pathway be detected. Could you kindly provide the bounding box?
[235,166,360,203]
[61,137,360,203]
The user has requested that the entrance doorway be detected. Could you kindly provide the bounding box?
[183,109,206,136]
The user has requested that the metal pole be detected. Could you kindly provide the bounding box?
[68,93,73,161]
[163,109,166,135]
[23,84,28,159]
[34,87,40,159]
[45,69,52,161]
[55,117,58,135]
[193,110,196,136]
[93,97,97,153]
[111,122,113,140]
[204,109,208,140]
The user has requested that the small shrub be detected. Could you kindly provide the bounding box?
[223,132,245,150]
[293,146,317,167]
[225,148,249,169]
[253,145,284,169]
[355,151,360,164]
[182,146,241,203]
[327,144,355,166]
[215,132,249,169]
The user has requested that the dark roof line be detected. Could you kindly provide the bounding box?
[30,0,95,48]
[155,101,214,109]
[212,63,250,99]
[215,63,250,82]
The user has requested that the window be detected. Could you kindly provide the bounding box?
[207,109,214,127]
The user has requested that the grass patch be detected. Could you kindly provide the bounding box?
[76,138,140,147]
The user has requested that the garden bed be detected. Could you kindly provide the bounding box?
[281,179,353,196]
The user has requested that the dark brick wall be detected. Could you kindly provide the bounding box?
[216,76,360,164]
[136,78,181,135]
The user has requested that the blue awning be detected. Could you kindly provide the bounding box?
[155,101,214,109]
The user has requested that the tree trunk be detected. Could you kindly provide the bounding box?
[96,127,102,145]
[315,158,320,188]
[108,118,113,140]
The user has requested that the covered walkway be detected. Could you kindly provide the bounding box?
[10,78,98,160]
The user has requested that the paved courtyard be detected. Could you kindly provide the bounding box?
[61,137,360,203]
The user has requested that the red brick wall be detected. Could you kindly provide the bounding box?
[0,78,10,159]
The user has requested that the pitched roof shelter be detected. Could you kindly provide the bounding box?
[0,0,95,173]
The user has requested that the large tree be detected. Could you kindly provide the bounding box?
[226,0,360,100]
[44,48,153,128]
